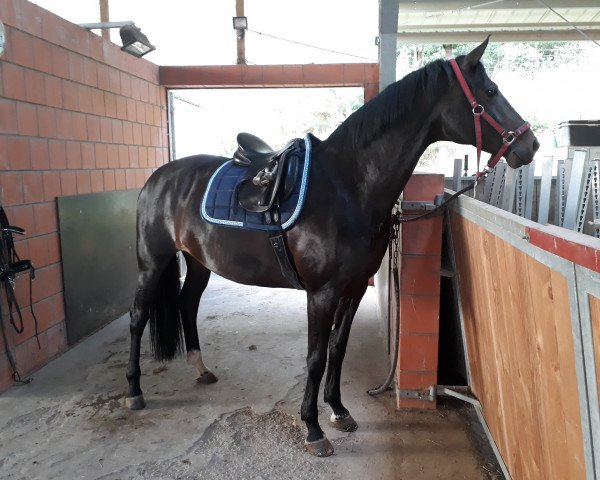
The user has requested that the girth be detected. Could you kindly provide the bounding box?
[233,133,305,290]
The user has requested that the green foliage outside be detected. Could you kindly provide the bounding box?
[399,41,587,78]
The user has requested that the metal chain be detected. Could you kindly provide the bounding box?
[391,212,400,270]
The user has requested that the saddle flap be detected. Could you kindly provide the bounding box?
[237,152,300,213]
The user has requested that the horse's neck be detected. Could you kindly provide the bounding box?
[326,107,439,221]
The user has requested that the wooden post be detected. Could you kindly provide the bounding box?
[236,0,246,65]
[99,0,110,41]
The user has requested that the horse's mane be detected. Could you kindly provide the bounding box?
[328,59,451,149]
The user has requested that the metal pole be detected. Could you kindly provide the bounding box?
[523,162,535,220]
[99,0,110,42]
[502,166,517,213]
[453,158,462,192]
[537,156,553,225]
[167,91,176,161]
[563,150,589,230]
[378,0,400,91]
[556,160,566,226]
[592,159,600,237]
[236,0,246,65]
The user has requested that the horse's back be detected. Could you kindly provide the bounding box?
[136,154,227,249]
[142,154,227,196]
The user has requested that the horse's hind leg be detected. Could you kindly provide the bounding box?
[179,253,217,384]
[324,281,368,433]
[126,252,176,410]
[126,289,150,410]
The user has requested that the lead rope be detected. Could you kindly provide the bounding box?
[367,213,400,396]
[395,173,487,225]
[368,172,489,396]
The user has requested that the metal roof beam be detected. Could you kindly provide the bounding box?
[397,22,600,30]
[397,0,600,11]
[396,29,600,42]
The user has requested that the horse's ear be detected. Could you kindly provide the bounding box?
[461,36,490,70]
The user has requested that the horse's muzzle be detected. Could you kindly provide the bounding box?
[506,134,539,168]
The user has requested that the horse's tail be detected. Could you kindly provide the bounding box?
[148,255,184,362]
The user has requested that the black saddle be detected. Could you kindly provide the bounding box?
[233,133,302,214]
[233,133,279,165]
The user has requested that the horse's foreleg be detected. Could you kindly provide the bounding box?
[323,283,367,432]
[179,253,217,384]
[301,288,338,457]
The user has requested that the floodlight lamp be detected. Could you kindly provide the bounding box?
[232,16,248,30]
[119,24,155,58]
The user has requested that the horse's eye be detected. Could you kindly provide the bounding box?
[485,87,498,97]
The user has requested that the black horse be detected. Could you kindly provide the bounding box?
[126,40,539,456]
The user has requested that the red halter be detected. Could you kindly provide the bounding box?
[449,59,530,178]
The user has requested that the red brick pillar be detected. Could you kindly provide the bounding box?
[394,173,444,409]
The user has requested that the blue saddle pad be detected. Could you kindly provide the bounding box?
[201,135,312,232]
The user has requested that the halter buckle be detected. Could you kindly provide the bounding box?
[472,104,484,116]
[503,131,516,145]
[476,165,492,179]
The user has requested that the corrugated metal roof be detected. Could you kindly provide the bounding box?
[396,1,600,42]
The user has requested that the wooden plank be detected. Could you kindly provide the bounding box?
[450,213,586,480]
[588,295,600,412]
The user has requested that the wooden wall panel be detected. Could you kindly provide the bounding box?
[451,213,585,480]
[589,295,600,406]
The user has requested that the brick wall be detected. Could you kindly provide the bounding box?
[159,63,379,101]
[395,173,445,409]
[0,0,169,391]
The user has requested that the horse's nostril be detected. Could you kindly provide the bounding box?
[532,139,540,152]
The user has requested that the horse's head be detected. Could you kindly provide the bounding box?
[439,38,539,169]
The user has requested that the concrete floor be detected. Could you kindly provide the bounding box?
[0,276,501,480]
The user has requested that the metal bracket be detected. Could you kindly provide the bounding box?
[400,194,444,212]
[397,388,435,401]
[435,385,481,407]
[400,201,435,211]
[397,385,481,407]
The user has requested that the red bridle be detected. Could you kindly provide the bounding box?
[449,59,530,178]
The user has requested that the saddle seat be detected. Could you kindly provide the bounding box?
[233,132,278,165]
[233,132,302,214]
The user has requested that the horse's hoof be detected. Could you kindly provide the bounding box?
[304,437,334,457]
[197,371,218,384]
[125,394,146,410]
[329,413,358,432]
